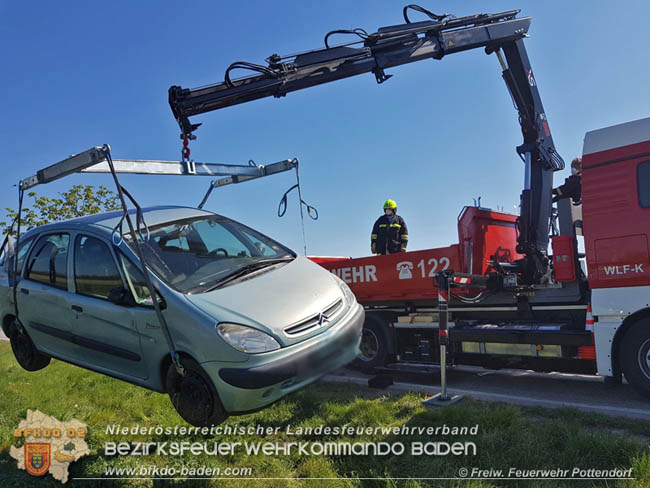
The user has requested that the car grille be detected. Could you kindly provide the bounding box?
[284,298,345,337]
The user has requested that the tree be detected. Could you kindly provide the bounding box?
[0,185,121,236]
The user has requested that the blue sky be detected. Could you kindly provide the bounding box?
[2,1,649,257]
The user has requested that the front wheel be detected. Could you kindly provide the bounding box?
[9,320,50,372]
[620,319,650,399]
[166,357,228,427]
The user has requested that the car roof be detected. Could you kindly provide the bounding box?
[20,206,215,239]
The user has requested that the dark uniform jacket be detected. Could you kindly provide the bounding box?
[553,174,581,204]
[371,215,408,254]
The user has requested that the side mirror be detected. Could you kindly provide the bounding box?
[108,286,137,307]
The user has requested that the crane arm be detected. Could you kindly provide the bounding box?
[169,9,527,135]
[168,5,565,283]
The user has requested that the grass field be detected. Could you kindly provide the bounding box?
[1,340,649,487]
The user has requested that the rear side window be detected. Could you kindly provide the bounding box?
[1,235,35,274]
[639,161,650,208]
[74,235,123,299]
[26,234,70,290]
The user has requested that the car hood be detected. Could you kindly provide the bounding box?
[184,256,344,346]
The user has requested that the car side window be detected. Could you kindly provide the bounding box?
[74,235,124,300]
[1,235,35,274]
[26,234,70,290]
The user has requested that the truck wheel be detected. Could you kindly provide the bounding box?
[9,321,50,372]
[620,319,650,399]
[166,357,228,427]
[354,315,390,371]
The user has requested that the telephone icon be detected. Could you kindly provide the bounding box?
[396,261,414,280]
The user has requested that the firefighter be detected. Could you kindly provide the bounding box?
[371,199,408,255]
[553,157,582,204]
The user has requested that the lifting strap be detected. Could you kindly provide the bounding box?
[103,147,185,375]
[278,164,318,255]
[11,188,25,334]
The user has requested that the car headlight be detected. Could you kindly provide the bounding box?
[339,280,357,306]
[216,323,281,353]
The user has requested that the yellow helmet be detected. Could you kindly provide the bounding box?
[383,199,397,210]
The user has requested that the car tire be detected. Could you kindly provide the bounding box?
[9,320,50,372]
[620,319,650,399]
[353,314,390,372]
[166,357,228,427]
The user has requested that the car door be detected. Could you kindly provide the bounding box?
[17,232,77,359]
[69,233,147,380]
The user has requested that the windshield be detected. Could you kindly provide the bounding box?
[124,215,294,293]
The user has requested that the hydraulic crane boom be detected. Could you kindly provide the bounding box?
[168,5,565,284]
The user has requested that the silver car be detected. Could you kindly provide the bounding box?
[0,206,363,426]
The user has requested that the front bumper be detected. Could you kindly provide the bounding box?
[202,302,364,413]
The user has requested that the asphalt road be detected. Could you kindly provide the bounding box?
[324,364,650,420]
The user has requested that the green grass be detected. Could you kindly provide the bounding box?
[1,340,649,487]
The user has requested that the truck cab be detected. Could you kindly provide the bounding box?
[582,117,650,391]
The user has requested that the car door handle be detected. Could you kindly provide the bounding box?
[71,305,83,313]
[20,288,29,295]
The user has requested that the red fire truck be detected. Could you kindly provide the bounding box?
[312,117,650,398]
[167,6,650,397]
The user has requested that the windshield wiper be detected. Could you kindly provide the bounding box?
[189,257,294,293]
